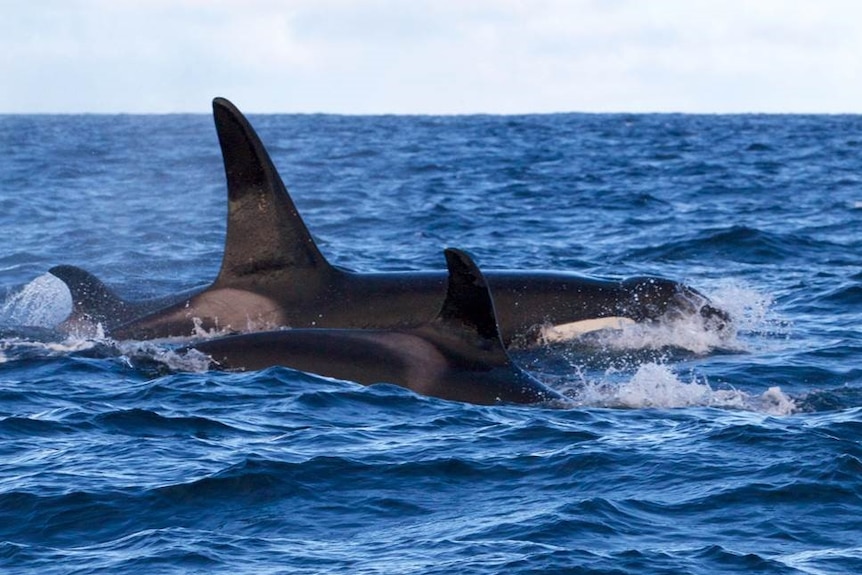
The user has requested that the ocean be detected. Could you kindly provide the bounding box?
[1,110,861,574]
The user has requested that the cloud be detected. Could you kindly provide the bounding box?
[1,0,861,113]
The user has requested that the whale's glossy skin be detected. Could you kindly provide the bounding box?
[51,98,730,344]
[189,249,566,406]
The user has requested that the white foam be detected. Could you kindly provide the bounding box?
[562,362,797,415]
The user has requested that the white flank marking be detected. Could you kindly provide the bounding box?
[540,316,636,343]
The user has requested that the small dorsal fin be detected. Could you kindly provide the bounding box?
[211,97,332,285]
[49,264,128,325]
[435,248,507,351]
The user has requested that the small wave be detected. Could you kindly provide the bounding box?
[821,283,862,306]
[0,415,78,437]
[626,225,824,264]
[94,408,239,437]
[793,389,862,413]
[779,547,862,575]
[51,527,239,573]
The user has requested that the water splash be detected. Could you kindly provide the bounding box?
[0,274,72,328]
[707,281,783,336]
[117,340,214,373]
[0,332,105,364]
[562,362,797,415]
[568,280,780,355]
[585,316,735,355]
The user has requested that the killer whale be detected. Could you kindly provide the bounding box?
[50,264,202,336]
[189,249,566,406]
[51,97,730,344]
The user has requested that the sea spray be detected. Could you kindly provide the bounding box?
[566,362,797,415]
[565,280,779,356]
[0,274,71,328]
[707,280,786,338]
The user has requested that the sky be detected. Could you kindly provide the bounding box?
[1,0,861,114]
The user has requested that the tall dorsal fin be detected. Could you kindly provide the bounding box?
[211,97,332,285]
[433,248,509,360]
[49,264,128,325]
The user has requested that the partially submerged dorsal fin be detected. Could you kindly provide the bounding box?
[211,97,332,285]
[49,264,128,325]
[434,248,509,360]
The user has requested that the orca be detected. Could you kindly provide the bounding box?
[51,97,730,345]
[49,264,202,336]
[188,249,567,406]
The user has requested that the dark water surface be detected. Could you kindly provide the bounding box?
[1,111,861,574]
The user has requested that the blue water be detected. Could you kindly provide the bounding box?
[1,111,861,574]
